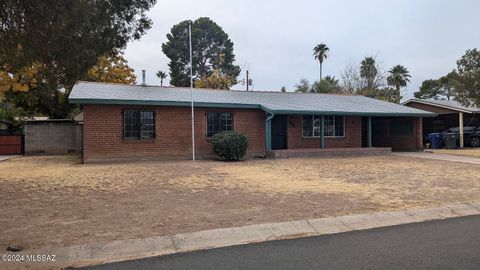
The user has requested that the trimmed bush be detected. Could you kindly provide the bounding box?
[212,131,248,161]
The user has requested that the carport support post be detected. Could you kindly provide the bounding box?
[320,115,325,148]
[367,116,372,148]
[459,112,464,148]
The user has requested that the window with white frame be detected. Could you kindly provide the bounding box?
[302,115,345,138]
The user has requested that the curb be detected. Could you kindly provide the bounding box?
[10,202,480,269]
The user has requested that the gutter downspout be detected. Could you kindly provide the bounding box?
[264,108,275,153]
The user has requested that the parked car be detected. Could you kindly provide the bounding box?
[441,126,480,147]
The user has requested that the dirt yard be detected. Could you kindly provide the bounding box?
[1,155,480,252]
[432,148,480,158]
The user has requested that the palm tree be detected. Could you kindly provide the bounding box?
[360,57,377,90]
[323,75,339,85]
[313,43,329,81]
[311,76,342,94]
[387,65,411,103]
[295,79,311,93]
[156,71,167,86]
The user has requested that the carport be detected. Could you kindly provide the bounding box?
[404,99,480,148]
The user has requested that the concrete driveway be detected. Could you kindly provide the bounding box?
[0,155,20,162]
[393,152,480,165]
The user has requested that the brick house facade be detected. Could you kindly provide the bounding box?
[70,82,434,163]
[287,116,363,149]
[83,105,266,162]
[83,105,424,162]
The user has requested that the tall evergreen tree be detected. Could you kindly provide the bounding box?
[162,17,240,88]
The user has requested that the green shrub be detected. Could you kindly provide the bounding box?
[212,131,248,161]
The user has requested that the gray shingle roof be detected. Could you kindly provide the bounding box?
[404,99,480,113]
[69,81,435,117]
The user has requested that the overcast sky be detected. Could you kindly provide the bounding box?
[125,0,480,99]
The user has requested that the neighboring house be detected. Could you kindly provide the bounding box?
[0,120,14,135]
[72,111,84,124]
[69,81,434,163]
[404,99,480,147]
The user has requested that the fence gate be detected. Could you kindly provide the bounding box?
[0,135,24,155]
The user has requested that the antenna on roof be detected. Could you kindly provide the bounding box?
[141,70,146,86]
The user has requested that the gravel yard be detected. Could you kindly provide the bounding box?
[1,155,479,252]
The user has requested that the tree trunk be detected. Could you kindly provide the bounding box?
[319,61,323,81]
[396,85,401,103]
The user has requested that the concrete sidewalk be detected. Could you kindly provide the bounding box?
[393,151,480,165]
[0,155,20,162]
[8,202,480,269]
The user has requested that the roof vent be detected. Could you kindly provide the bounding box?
[141,69,146,86]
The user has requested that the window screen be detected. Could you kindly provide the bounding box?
[207,112,233,137]
[123,110,155,139]
[302,115,345,138]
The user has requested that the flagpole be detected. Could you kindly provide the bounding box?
[189,21,195,161]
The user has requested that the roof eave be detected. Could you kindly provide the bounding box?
[70,98,436,117]
[271,109,436,117]
[403,99,473,114]
[69,98,262,110]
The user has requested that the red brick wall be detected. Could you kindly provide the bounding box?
[372,117,423,151]
[286,115,362,149]
[83,105,266,162]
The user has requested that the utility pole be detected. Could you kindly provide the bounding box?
[246,70,249,91]
[189,21,195,161]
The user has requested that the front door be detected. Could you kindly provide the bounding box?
[361,117,369,147]
[271,115,287,150]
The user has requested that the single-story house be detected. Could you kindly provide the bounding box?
[0,119,15,135]
[69,81,434,163]
[404,99,480,147]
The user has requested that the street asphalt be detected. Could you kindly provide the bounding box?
[79,215,480,270]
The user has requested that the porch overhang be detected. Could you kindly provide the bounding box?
[269,110,436,117]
